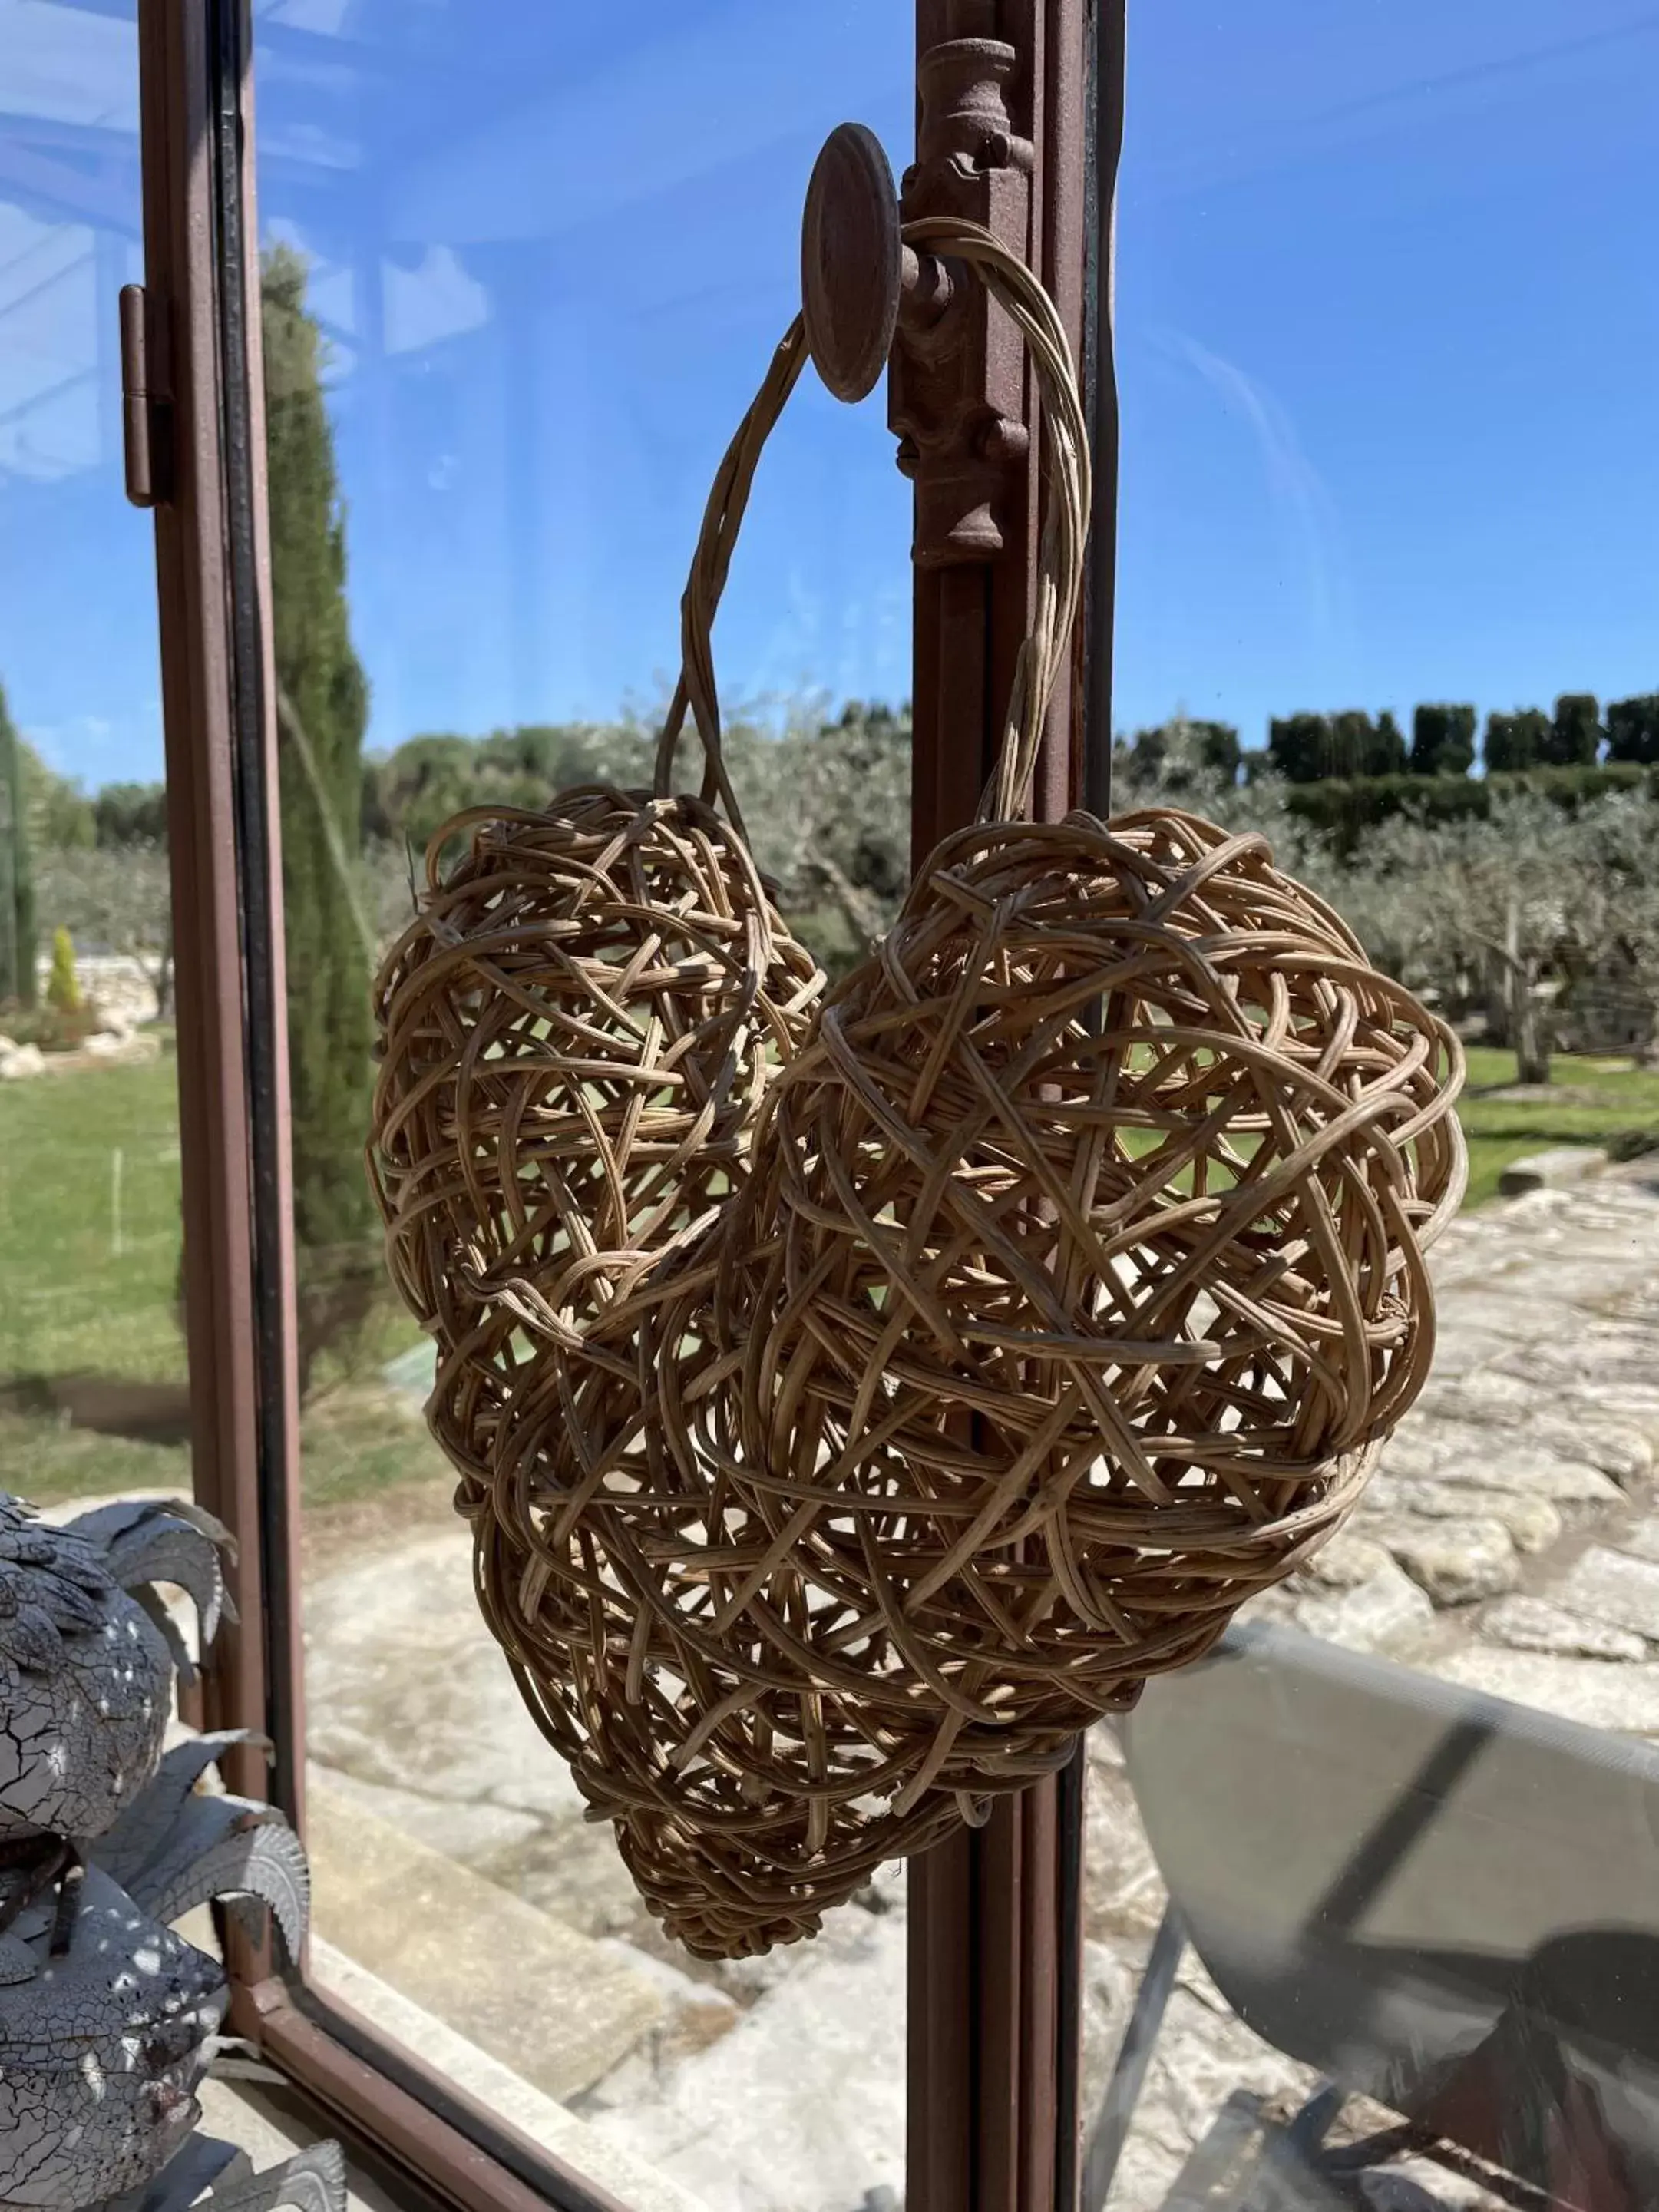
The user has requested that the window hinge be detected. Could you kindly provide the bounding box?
[119,283,173,508]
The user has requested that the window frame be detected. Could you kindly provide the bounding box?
[138,1,1122,2205]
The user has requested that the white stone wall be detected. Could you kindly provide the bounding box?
[32,950,160,1030]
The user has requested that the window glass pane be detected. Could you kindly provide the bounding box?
[1090,6,1659,2207]
[0,2,186,1514]
[254,8,912,2207]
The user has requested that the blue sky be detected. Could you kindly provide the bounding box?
[1115,0,1659,741]
[1,0,1655,789]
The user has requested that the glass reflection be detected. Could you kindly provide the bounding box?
[0,0,186,1517]
[1087,2,1659,2205]
[254,5,911,2206]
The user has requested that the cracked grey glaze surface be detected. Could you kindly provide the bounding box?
[1,1498,230,1844]
[0,1728,316,2209]
[0,1492,325,2211]
[0,1863,228,2210]
[65,1502,234,1699]
[91,1732,311,1964]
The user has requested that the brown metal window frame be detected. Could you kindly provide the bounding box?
[903,8,1123,2209]
[136,0,1123,2206]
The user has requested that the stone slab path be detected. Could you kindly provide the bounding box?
[301,1164,1659,2212]
[1088,1164,1659,2212]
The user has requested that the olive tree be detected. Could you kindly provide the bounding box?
[735,701,912,976]
[1337,792,1659,1083]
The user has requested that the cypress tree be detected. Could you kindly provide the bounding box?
[0,681,37,1008]
[1409,704,1476,777]
[1485,708,1548,773]
[46,925,82,1013]
[262,246,378,1384]
[1327,710,1374,780]
[1370,712,1408,776]
[1267,713,1330,784]
[1607,693,1659,765]
[1547,693,1604,766]
[1190,719,1241,782]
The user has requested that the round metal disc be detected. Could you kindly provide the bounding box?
[801,122,903,404]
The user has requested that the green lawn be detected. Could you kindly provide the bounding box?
[1458,1046,1659,1206]
[0,1055,188,1387]
[0,1053,444,1511]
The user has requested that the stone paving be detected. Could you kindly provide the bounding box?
[1089,1162,1659,2212]
[300,1162,1659,2212]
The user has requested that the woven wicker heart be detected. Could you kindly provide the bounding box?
[716,806,1466,1731]
[372,220,1468,1962]
[468,1257,1087,1957]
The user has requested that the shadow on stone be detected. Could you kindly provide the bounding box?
[1,1371,193,1445]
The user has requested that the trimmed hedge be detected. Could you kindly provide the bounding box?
[1284,762,1654,853]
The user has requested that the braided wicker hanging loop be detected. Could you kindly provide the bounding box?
[368,328,824,1476]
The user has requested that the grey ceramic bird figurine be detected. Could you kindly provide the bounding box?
[0,1495,233,1846]
[1,1735,321,2212]
[0,1490,339,2212]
